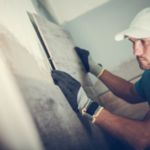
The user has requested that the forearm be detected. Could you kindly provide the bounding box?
[75,47,144,103]
[94,109,150,150]
[99,70,136,103]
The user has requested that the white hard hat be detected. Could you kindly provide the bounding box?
[115,7,150,41]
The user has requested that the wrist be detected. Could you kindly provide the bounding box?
[77,86,104,123]
[97,68,106,78]
[82,101,100,115]
[92,107,104,123]
[91,65,105,78]
[82,102,104,123]
[88,55,105,78]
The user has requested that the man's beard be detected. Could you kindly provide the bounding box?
[137,56,150,70]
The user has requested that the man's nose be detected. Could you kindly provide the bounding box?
[133,42,143,56]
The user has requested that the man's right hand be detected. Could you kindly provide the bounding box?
[75,47,105,78]
[51,70,103,122]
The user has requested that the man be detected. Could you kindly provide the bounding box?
[52,8,150,150]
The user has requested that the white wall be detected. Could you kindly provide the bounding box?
[0,0,53,83]
[38,0,111,24]
[0,49,44,150]
[0,0,52,149]
[0,0,46,71]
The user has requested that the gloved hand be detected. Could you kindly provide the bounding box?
[51,70,103,122]
[75,47,105,78]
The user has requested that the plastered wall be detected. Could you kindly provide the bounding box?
[0,1,52,149]
[0,1,118,149]
[1,1,149,149]
[0,0,52,83]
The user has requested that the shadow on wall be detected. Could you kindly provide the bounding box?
[31,0,58,25]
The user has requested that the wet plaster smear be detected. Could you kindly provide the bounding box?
[0,26,53,83]
[0,0,47,72]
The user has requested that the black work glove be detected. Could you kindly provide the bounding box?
[75,47,105,78]
[51,70,102,117]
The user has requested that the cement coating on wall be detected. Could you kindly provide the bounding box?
[0,0,48,71]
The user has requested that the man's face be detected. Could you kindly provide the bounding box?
[129,37,150,70]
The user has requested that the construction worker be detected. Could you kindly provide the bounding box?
[52,8,150,150]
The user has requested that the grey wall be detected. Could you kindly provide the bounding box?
[64,0,150,84]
